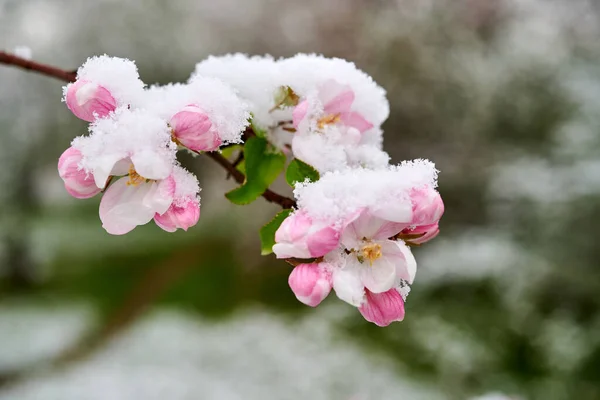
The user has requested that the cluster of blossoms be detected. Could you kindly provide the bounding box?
[58,56,248,234]
[57,53,444,326]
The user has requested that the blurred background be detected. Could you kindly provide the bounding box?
[1,0,600,398]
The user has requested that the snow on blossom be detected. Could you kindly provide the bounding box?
[279,53,390,129]
[154,165,201,232]
[191,53,286,130]
[139,77,250,149]
[293,160,439,227]
[72,107,177,189]
[63,55,145,112]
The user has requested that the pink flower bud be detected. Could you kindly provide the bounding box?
[154,199,200,233]
[57,147,101,199]
[407,223,439,244]
[170,105,221,152]
[358,288,405,327]
[273,211,341,259]
[410,186,444,226]
[288,263,332,307]
[65,80,117,122]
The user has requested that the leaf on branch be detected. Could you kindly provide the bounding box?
[260,209,292,255]
[225,137,286,205]
[285,159,320,187]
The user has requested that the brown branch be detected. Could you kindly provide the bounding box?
[0,51,76,82]
[0,51,297,210]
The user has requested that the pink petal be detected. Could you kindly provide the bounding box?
[288,263,332,307]
[306,226,341,257]
[340,112,373,133]
[408,223,440,244]
[275,211,312,243]
[410,186,445,226]
[292,100,309,129]
[170,106,221,152]
[57,147,101,199]
[319,80,354,114]
[65,80,117,122]
[359,288,405,327]
[341,210,387,249]
[154,199,200,232]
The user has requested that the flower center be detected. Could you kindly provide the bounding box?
[360,242,382,265]
[127,164,146,186]
[317,113,341,129]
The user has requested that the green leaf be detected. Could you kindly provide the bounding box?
[225,137,286,205]
[285,159,320,187]
[220,144,242,160]
[259,209,292,255]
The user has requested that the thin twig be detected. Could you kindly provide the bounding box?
[0,51,296,209]
[0,51,76,82]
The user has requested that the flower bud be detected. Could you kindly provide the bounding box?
[170,105,220,151]
[57,147,102,199]
[358,288,405,327]
[273,211,340,259]
[154,199,200,232]
[410,186,444,226]
[65,80,117,122]
[288,263,332,307]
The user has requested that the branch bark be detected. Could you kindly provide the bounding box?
[0,51,296,209]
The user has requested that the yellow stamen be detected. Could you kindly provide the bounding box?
[317,113,341,129]
[360,242,382,266]
[127,164,146,186]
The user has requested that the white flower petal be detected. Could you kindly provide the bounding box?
[360,251,397,294]
[332,260,365,307]
[99,178,158,235]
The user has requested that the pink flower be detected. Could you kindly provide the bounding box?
[99,174,175,235]
[154,199,200,232]
[410,186,444,226]
[358,288,405,327]
[292,80,373,134]
[57,147,102,199]
[398,186,443,245]
[330,210,416,307]
[288,263,332,307]
[169,105,221,152]
[272,211,341,259]
[65,80,117,122]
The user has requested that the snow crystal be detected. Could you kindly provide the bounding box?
[292,132,390,173]
[294,160,438,225]
[171,164,201,205]
[278,53,390,127]
[191,53,286,130]
[140,77,249,144]
[67,55,145,106]
[72,107,177,183]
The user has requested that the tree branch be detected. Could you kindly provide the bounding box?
[0,51,76,82]
[0,51,296,209]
